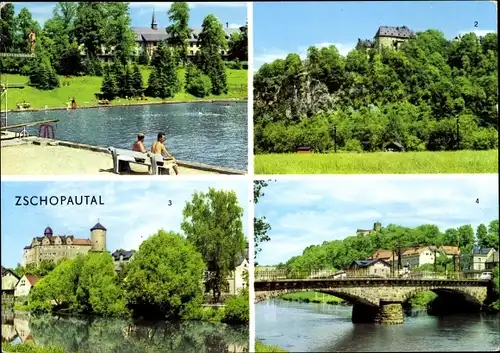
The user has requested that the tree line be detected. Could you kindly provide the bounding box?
[254,30,498,153]
[0,2,248,97]
[12,188,248,324]
[275,220,498,272]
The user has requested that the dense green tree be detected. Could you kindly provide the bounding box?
[146,43,180,98]
[228,24,248,62]
[198,14,228,95]
[131,63,143,96]
[100,65,119,99]
[101,2,135,64]
[74,2,104,59]
[76,252,128,317]
[166,2,190,65]
[181,188,246,302]
[0,4,16,50]
[138,49,149,65]
[254,180,273,260]
[184,63,211,98]
[254,30,498,153]
[124,230,205,319]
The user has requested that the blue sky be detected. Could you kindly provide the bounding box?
[255,175,499,266]
[1,179,249,268]
[254,1,498,69]
[13,2,247,29]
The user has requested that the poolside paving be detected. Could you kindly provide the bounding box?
[1,143,219,176]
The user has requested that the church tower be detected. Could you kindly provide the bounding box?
[90,221,107,252]
[151,9,158,30]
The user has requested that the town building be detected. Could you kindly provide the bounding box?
[226,248,249,295]
[22,222,107,267]
[1,266,20,294]
[132,10,242,59]
[346,259,391,278]
[485,251,499,271]
[111,249,136,272]
[14,274,40,298]
[470,246,496,271]
[356,222,382,236]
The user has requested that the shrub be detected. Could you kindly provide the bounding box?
[222,293,249,324]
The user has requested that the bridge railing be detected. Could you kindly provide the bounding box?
[254,268,482,281]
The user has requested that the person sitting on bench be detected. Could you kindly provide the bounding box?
[151,132,179,175]
[132,133,147,153]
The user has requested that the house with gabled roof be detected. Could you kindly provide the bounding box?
[1,266,20,294]
[347,259,391,278]
[111,249,136,273]
[226,246,249,295]
[14,274,40,298]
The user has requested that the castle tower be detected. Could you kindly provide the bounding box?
[373,222,382,232]
[90,221,107,252]
[151,9,157,30]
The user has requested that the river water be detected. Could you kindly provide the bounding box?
[256,300,500,352]
[1,311,248,352]
[7,102,248,170]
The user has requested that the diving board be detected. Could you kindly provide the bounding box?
[0,119,59,131]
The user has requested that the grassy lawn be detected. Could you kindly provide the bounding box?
[281,291,344,305]
[255,341,287,352]
[1,68,247,110]
[2,342,68,353]
[255,150,498,174]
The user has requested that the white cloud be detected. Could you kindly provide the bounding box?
[256,175,499,265]
[228,23,243,29]
[458,29,497,37]
[254,41,356,70]
[39,180,249,252]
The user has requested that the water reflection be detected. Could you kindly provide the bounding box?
[2,311,248,353]
[9,102,248,170]
[256,300,500,352]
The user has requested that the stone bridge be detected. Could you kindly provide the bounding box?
[254,278,491,324]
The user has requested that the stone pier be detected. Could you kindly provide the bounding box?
[351,301,404,324]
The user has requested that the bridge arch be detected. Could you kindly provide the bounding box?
[254,288,378,307]
[399,286,487,306]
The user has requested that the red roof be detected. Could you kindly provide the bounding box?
[25,274,40,286]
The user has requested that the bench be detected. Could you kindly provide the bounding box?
[108,147,152,174]
[108,147,174,175]
[150,153,173,175]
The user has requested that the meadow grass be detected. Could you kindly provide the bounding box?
[281,291,344,305]
[255,341,288,352]
[255,150,498,174]
[1,68,247,110]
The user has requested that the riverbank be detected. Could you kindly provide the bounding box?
[254,150,498,174]
[281,291,344,305]
[1,68,247,111]
[5,97,247,113]
[0,137,246,175]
